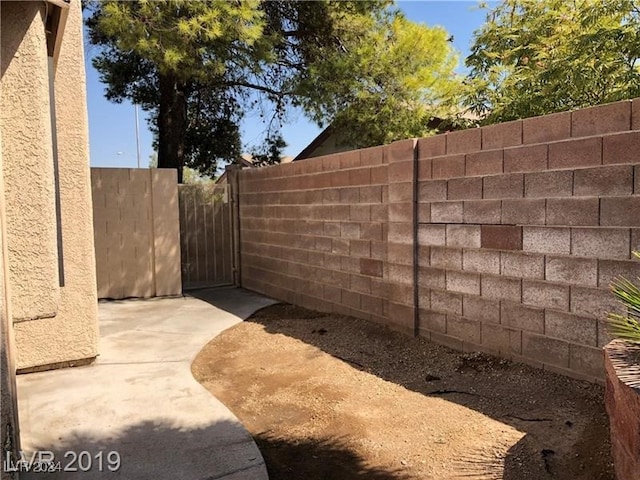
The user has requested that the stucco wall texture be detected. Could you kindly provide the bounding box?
[1,0,99,373]
[91,168,182,300]
[0,124,20,479]
[1,2,60,323]
[13,0,99,371]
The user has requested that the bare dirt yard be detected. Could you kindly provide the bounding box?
[192,304,614,480]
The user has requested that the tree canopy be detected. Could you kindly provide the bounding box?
[85,0,461,180]
[465,0,640,124]
[304,14,461,148]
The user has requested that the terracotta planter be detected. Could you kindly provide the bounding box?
[604,339,640,480]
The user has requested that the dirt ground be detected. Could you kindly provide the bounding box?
[192,304,614,480]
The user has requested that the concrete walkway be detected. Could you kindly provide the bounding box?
[16,287,278,479]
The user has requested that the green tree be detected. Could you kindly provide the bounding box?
[149,152,215,184]
[248,134,287,167]
[301,14,461,147]
[465,0,640,123]
[86,0,263,181]
[85,1,460,181]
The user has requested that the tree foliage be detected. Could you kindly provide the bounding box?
[303,14,461,148]
[85,1,460,180]
[465,0,640,123]
[148,152,214,184]
[248,134,287,167]
[86,0,264,180]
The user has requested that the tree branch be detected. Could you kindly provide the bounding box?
[226,80,292,97]
[281,30,305,37]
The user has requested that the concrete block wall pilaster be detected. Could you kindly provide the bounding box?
[386,139,417,336]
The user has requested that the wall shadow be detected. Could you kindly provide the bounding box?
[186,286,280,320]
[255,432,412,480]
[236,303,614,480]
[0,3,35,78]
[17,419,409,480]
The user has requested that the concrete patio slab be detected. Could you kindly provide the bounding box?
[15,287,278,479]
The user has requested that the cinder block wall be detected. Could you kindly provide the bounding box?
[386,139,419,335]
[415,99,640,382]
[240,147,391,323]
[239,98,640,383]
[91,168,182,299]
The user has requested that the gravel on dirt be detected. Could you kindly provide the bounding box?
[192,304,614,480]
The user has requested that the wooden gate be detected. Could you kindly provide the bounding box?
[178,180,236,290]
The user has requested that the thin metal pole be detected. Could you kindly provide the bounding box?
[134,104,141,168]
[412,139,419,338]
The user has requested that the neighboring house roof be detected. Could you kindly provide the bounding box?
[293,125,354,162]
[214,153,292,184]
[239,153,294,166]
[293,116,474,161]
[238,154,254,168]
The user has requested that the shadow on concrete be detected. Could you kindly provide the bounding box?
[242,304,614,480]
[17,293,277,480]
[18,419,408,480]
[19,419,263,480]
[186,286,280,320]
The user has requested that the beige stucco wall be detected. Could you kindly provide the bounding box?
[0,123,20,476]
[0,2,60,322]
[1,0,99,371]
[13,0,99,370]
[92,168,182,300]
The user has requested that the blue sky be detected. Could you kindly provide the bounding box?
[86,1,494,169]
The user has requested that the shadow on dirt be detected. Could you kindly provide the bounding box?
[20,419,410,480]
[241,303,614,480]
[255,432,412,480]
